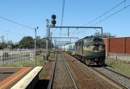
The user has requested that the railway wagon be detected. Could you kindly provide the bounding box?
[64,43,75,56]
[60,45,65,51]
[69,43,75,56]
[75,36,105,65]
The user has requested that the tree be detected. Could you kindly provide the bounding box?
[0,42,7,49]
[94,32,115,38]
[7,40,14,49]
[19,36,34,48]
[13,42,19,49]
[42,38,47,48]
[36,36,46,48]
[0,45,3,50]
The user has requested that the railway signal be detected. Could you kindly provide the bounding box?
[51,14,56,27]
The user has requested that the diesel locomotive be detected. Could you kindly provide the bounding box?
[75,36,105,65]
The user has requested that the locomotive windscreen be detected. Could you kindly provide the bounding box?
[93,37,103,42]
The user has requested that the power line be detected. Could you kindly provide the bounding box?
[73,4,129,37]
[61,0,65,26]
[73,0,127,37]
[84,0,126,26]
[93,5,130,26]
[60,0,66,36]
[0,29,27,36]
[0,16,34,29]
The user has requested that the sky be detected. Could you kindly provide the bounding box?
[0,0,130,43]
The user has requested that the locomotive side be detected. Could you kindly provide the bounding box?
[75,36,105,65]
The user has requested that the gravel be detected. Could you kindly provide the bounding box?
[52,52,76,89]
[63,52,118,89]
[94,67,130,88]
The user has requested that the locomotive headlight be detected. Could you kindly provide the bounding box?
[94,42,99,46]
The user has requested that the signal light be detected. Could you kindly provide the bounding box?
[51,14,56,27]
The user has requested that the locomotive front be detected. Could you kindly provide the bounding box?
[83,36,105,65]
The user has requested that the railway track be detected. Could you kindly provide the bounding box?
[36,51,126,89]
[67,51,130,89]
[92,66,130,89]
[104,67,130,80]
[63,52,119,89]
[48,51,78,89]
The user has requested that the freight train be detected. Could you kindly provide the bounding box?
[62,36,105,66]
[61,43,75,56]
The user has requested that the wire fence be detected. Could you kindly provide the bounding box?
[0,49,45,67]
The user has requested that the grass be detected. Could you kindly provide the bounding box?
[2,52,46,67]
[106,59,130,75]
[35,53,45,66]
[2,59,35,67]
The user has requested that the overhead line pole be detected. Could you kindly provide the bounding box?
[46,15,103,61]
[49,26,103,37]
[50,26,102,28]
[52,37,79,47]
[52,37,79,39]
[46,19,50,61]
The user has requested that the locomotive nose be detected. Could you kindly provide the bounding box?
[94,42,99,46]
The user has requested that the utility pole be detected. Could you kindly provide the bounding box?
[50,32,52,49]
[46,19,50,61]
[34,27,38,66]
[1,36,4,43]
[0,36,4,66]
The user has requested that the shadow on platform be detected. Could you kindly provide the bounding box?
[34,79,49,89]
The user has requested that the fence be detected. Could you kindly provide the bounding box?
[0,49,35,67]
[104,37,130,62]
[107,52,130,62]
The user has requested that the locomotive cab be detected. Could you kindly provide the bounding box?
[75,36,105,66]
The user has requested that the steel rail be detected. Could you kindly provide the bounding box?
[103,67,130,80]
[47,52,58,89]
[92,67,127,89]
[48,51,78,89]
[61,52,78,89]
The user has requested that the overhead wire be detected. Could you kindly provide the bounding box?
[84,0,126,26]
[60,0,65,36]
[0,29,27,43]
[0,16,34,29]
[0,29,28,36]
[51,0,66,37]
[93,5,130,26]
[72,0,127,37]
[61,0,65,27]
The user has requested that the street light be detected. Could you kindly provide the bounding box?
[34,27,38,66]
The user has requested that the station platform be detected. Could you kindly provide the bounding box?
[0,67,32,89]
